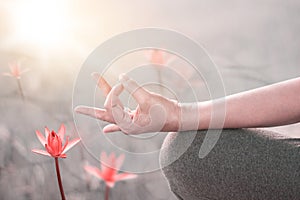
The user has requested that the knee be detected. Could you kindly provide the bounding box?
[160,129,300,200]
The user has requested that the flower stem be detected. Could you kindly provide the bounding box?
[156,67,163,95]
[55,158,66,200]
[105,185,110,200]
[16,78,25,101]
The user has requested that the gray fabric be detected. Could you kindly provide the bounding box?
[159,129,300,200]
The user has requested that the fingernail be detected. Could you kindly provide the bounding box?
[119,73,129,82]
[103,129,108,133]
[74,106,82,113]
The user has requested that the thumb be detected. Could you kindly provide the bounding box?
[119,74,150,104]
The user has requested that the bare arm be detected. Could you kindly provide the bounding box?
[75,75,300,134]
[198,77,300,130]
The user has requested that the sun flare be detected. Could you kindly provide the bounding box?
[12,0,69,49]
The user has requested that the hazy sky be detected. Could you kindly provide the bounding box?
[1,0,299,98]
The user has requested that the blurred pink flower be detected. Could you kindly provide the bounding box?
[2,62,29,79]
[150,49,165,65]
[32,124,81,158]
[146,49,174,66]
[84,152,137,188]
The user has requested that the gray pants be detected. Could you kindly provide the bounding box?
[160,129,300,200]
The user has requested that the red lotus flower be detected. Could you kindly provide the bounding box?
[32,124,81,158]
[84,152,137,188]
[2,62,29,79]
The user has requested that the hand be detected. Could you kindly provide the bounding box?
[75,73,181,134]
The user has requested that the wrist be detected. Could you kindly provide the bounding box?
[163,100,181,132]
[178,102,201,131]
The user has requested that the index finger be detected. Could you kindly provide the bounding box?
[104,83,124,109]
[92,72,112,97]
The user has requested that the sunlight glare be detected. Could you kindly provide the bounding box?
[12,0,69,49]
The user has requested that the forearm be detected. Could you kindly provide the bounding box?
[181,77,300,131]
